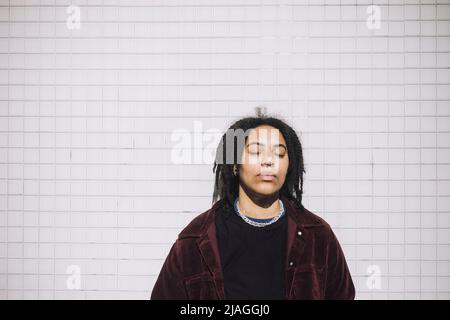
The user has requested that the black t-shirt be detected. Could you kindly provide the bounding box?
[215,204,288,300]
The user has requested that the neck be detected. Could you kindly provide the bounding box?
[237,185,281,219]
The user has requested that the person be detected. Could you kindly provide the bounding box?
[151,109,355,300]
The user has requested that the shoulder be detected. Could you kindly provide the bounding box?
[177,200,223,240]
[283,197,336,242]
[282,196,331,230]
[302,206,332,230]
[299,206,341,245]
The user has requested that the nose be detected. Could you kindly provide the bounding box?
[260,152,274,167]
[259,149,281,171]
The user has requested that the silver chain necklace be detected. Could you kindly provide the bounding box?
[234,198,285,228]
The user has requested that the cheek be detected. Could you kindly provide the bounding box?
[241,154,261,171]
[277,158,289,178]
[242,153,259,167]
[239,163,258,178]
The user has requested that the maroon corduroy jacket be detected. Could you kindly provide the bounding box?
[151,195,355,300]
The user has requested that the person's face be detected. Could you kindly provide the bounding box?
[237,125,289,197]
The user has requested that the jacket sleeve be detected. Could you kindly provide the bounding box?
[150,239,188,300]
[324,228,355,300]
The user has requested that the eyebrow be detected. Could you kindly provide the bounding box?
[246,142,287,151]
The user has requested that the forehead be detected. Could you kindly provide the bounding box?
[246,125,286,144]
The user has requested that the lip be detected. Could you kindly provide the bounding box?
[258,173,276,181]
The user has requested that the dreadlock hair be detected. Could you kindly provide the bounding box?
[212,107,306,216]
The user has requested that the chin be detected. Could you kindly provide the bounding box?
[253,185,280,196]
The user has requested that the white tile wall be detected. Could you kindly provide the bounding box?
[0,0,449,299]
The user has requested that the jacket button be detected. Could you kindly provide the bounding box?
[289,261,294,267]
[297,230,302,236]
